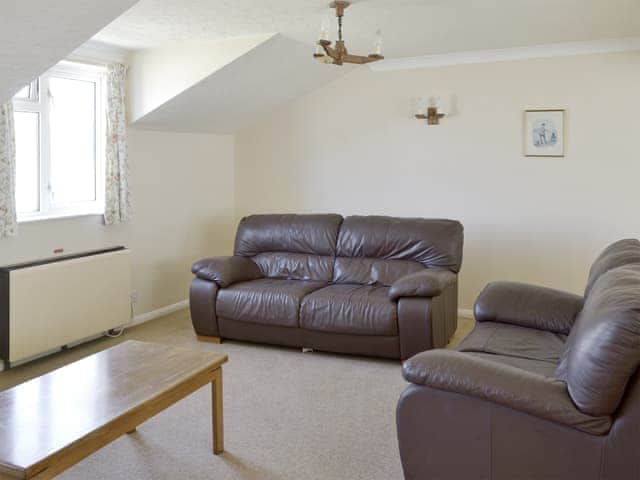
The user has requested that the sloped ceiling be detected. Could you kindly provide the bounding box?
[0,0,139,103]
[131,34,347,133]
[127,34,276,123]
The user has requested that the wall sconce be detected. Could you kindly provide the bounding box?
[414,96,449,125]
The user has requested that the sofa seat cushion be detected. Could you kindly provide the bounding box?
[457,322,566,364]
[300,284,398,336]
[216,279,326,327]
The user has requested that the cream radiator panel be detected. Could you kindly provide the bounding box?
[9,250,131,363]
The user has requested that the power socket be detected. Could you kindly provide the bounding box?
[130,291,139,304]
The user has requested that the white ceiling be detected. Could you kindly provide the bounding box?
[0,0,139,103]
[96,0,640,57]
[132,34,347,133]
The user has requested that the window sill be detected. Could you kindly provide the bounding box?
[18,210,105,224]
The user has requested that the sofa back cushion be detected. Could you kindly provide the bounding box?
[559,266,640,416]
[584,239,640,297]
[333,216,464,286]
[234,214,343,282]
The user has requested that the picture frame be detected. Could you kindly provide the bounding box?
[524,109,565,157]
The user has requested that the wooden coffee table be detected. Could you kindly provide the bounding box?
[0,340,228,479]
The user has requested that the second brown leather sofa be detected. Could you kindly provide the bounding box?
[190,214,464,360]
[397,239,640,479]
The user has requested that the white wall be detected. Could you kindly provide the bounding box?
[235,51,640,309]
[0,128,235,316]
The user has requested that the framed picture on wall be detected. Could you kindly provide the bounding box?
[524,109,565,157]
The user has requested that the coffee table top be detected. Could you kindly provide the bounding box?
[0,340,227,478]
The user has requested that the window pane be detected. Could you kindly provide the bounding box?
[14,111,40,213]
[49,76,97,205]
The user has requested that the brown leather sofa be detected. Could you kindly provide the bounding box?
[397,239,640,480]
[190,214,464,360]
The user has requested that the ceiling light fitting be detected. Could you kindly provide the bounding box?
[313,1,384,66]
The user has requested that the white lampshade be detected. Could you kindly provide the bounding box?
[373,29,383,55]
[439,96,451,115]
[414,97,428,115]
[318,16,330,41]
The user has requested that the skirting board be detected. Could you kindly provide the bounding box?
[131,299,190,327]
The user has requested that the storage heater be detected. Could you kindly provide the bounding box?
[0,247,132,367]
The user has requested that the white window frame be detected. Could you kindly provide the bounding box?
[14,79,40,102]
[13,60,107,223]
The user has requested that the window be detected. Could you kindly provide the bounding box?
[13,61,106,221]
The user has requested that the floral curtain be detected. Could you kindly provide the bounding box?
[104,63,131,225]
[0,101,17,238]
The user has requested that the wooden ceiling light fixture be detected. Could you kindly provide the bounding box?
[313,1,384,66]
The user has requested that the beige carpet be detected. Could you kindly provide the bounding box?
[0,310,474,480]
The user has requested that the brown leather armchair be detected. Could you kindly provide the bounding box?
[397,239,640,479]
[190,214,464,360]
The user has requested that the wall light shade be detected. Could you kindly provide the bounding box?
[433,96,450,115]
[414,97,429,116]
[414,95,449,125]
[373,30,383,56]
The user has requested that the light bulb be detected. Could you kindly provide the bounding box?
[373,29,383,56]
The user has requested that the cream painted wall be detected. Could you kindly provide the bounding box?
[235,51,640,309]
[0,128,235,317]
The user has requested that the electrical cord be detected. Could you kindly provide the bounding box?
[105,299,135,338]
[106,327,125,338]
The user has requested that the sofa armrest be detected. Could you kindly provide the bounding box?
[389,269,456,301]
[403,350,610,435]
[191,256,262,287]
[474,281,583,334]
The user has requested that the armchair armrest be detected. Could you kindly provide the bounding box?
[389,269,456,301]
[191,256,262,287]
[474,281,583,334]
[403,350,610,435]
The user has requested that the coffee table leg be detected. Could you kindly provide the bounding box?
[212,368,224,455]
